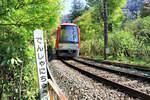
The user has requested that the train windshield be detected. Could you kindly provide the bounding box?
[59,25,78,43]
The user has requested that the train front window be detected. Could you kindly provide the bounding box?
[59,25,78,43]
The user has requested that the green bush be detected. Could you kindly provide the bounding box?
[77,9,150,64]
[80,30,150,63]
[109,31,148,58]
[0,0,63,99]
[80,39,104,56]
[0,27,40,99]
[125,16,150,44]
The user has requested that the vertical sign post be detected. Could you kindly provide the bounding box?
[34,29,50,100]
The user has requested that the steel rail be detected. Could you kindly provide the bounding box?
[72,58,150,82]
[61,59,150,100]
[78,56,150,71]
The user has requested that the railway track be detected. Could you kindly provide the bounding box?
[73,57,150,79]
[78,56,150,72]
[76,57,150,78]
[60,58,150,100]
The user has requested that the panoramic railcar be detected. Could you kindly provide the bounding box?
[56,23,80,57]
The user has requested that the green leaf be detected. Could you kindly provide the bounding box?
[1,60,7,66]
[11,58,15,65]
[7,46,11,53]
[16,57,23,63]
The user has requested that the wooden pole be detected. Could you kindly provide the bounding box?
[103,0,109,60]
[45,31,49,64]
[19,64,23,99]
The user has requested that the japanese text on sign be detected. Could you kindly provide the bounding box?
[34,29,50,100]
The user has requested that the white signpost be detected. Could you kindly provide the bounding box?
[34,29,50,100]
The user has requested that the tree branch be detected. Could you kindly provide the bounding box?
[0,24,39,26]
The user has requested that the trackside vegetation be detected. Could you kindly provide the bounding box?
[0,0,63,99]
[73,0,150,66]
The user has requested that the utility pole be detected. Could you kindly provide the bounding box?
[103,0,109,60]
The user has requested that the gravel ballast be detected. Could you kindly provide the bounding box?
[49,59,139,100]
[76,58,150,77]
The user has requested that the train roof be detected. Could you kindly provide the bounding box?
[60,23,76,26]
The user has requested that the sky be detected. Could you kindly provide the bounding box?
[62,0,86,15]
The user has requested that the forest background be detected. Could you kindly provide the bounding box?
[0,0,150,99]
[68,0,150,65]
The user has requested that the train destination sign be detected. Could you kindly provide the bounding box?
[34,29,50,100]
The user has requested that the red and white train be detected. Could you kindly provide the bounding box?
[56,23,80,57]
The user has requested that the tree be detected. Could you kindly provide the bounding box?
[69,0,84,21]
[140,0,150,17]
[125,0,144,19]
[86,0,126,30]
[0,0,63,99]
[0,0,63,29]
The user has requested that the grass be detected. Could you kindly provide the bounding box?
[82,55,150,67]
